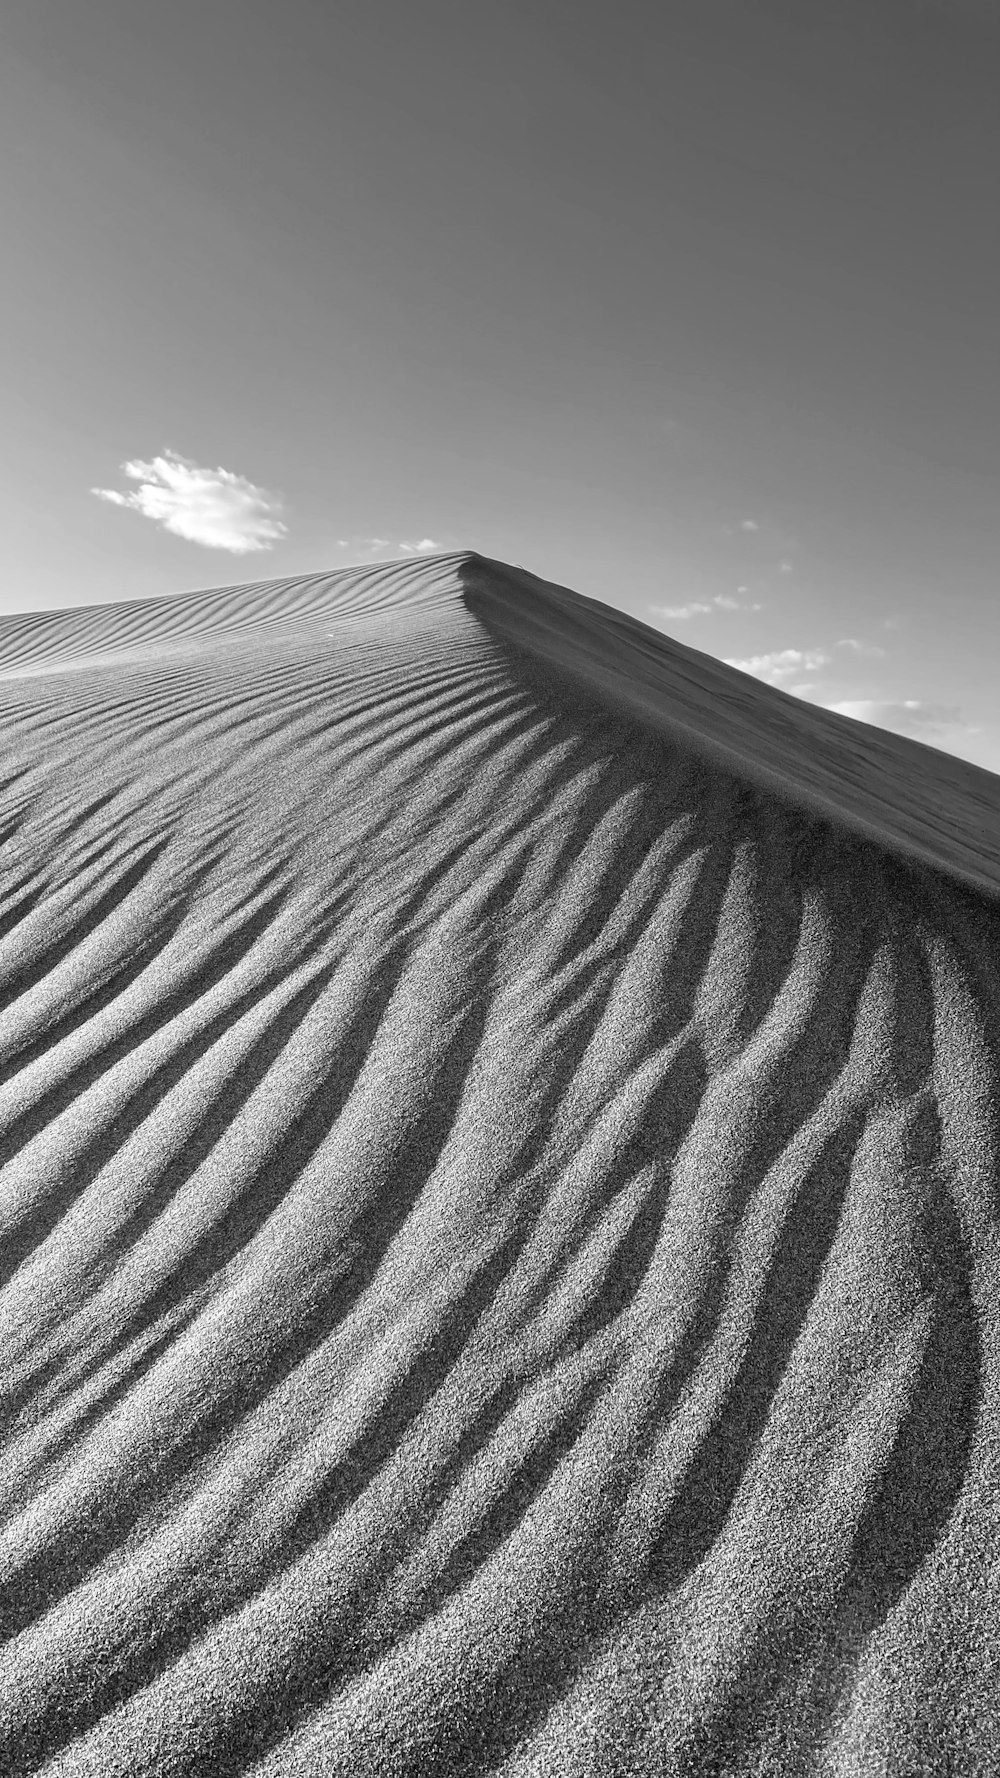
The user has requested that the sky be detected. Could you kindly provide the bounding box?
[1,0,998,766]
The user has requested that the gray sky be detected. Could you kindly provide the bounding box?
[2,0,999,765]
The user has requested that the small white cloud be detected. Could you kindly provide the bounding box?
[724,648,830,686]
[651,589,764,624]
[740,519,760,532]
[778,561,794,574]
[836,637,887,658]
[714,591,763,612]
[824,698,961,737]
[337,535,445,559]
[649,601,714,621]
[93,450,286,553]
[339,537,391,552]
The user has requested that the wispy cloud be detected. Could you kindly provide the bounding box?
[336,536,444,559]
[650,588,762,623]
[824,698,962,737]
[724,648,830,688]
[649,601,714,620]
[93,451,286,553]
[716,591,763,611]
[836,637,886,658]
[740,519,760,532]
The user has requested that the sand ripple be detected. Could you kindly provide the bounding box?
[0,555,995,1775]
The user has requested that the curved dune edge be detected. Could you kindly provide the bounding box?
[0,555,997,1776]
[461,552,1000,904]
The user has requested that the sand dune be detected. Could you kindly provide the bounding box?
[0,552,996,1776]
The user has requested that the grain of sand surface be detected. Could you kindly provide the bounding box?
[0,552,997,1776]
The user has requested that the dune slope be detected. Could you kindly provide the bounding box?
[0,552,997,1777]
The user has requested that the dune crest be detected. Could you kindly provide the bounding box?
[0,555,996,1775]
[462,553,1000,901]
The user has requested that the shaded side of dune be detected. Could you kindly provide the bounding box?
[0,561,996,1776]
[461,552,1000,904]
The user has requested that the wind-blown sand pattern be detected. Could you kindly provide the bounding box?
[0,552,997,1777]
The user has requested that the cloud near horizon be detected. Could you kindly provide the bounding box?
[836,637,887,658]
[336,537,445,558]
[651,600,714,620]
[724,648,829,689]
[93,452,286,553]
[651,589,762,622]
[824,697,963,736]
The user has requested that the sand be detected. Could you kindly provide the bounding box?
[0,550,996,1776]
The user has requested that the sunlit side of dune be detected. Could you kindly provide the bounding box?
[0,553,996,1776]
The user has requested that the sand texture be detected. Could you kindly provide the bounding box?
[0,552,996,1776]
